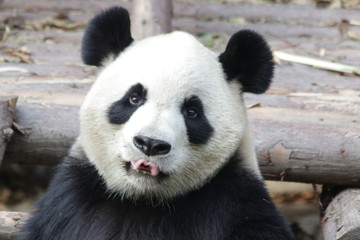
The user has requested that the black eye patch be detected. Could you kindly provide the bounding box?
[181,96,214,144]
[108,83,147,124]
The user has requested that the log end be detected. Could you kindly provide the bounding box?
[0,211,29,240]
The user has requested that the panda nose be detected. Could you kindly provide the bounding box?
[133,136,171,156]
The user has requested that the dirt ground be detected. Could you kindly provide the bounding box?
[1,0,359,239]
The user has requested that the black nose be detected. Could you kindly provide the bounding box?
[133,136,171,156]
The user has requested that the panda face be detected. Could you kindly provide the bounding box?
[79,8,273,202]
[79,32,247,201]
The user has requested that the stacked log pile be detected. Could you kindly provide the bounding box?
[0,0,359,239]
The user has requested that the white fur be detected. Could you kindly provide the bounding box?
[78,32,261,202]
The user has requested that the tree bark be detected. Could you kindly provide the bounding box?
[322,189,360,240]
[0,96,17,165]
[131,0,172,39]
[2,89,359,186]
[0,211,29,240]
[252,106,360,186]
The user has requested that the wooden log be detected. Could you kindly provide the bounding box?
[0,211,29,240]
[131,0,172,39]
[322,189,360,240]
[0,96,18,164]
[2,89,84,165]
[2,0,360,66]
[173,19,339,40]
[2,0,131,12]
[173,1,360,23]
[252,107,360,186]
[3,0,360,24]
[2,88,359,186]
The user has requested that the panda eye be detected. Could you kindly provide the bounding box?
[129,93,143,106]
[186,108,198,118]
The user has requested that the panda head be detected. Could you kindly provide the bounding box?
[78,7,274,202]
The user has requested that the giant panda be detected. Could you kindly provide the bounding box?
[21,7,295,240]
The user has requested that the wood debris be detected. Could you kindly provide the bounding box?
[3,16,26,29]
[0,96,18,164]
[347,31,360,41]
[314,0,341,8]
[24,12,86,31]
[0,16,26,41]
[0,67,29,73]
[25,18,86,31]
[338,19,360,40]
[274,51,360,76]
[342,0,360,9]
[247,103,263,109]
[0,46,34,63]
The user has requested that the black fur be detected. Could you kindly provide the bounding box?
[20,156,294,240]
[81,7,133,66]
[219,30,274,94]
[181,96,214,144]
[108,83,147,124]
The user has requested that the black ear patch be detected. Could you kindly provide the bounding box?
[219,30,274,94]
[82,7,133,66]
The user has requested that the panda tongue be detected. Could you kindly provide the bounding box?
[131,159,160,177]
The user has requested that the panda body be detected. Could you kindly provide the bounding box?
[21,7,294,240]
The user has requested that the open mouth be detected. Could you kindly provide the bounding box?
[130,159,160,177]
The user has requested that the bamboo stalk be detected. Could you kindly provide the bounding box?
[274,51,360,76]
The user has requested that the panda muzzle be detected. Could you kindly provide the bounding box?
[130,159,160,177]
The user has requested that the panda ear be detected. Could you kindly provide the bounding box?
[81,7,133,67]
[219,30,274,94]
